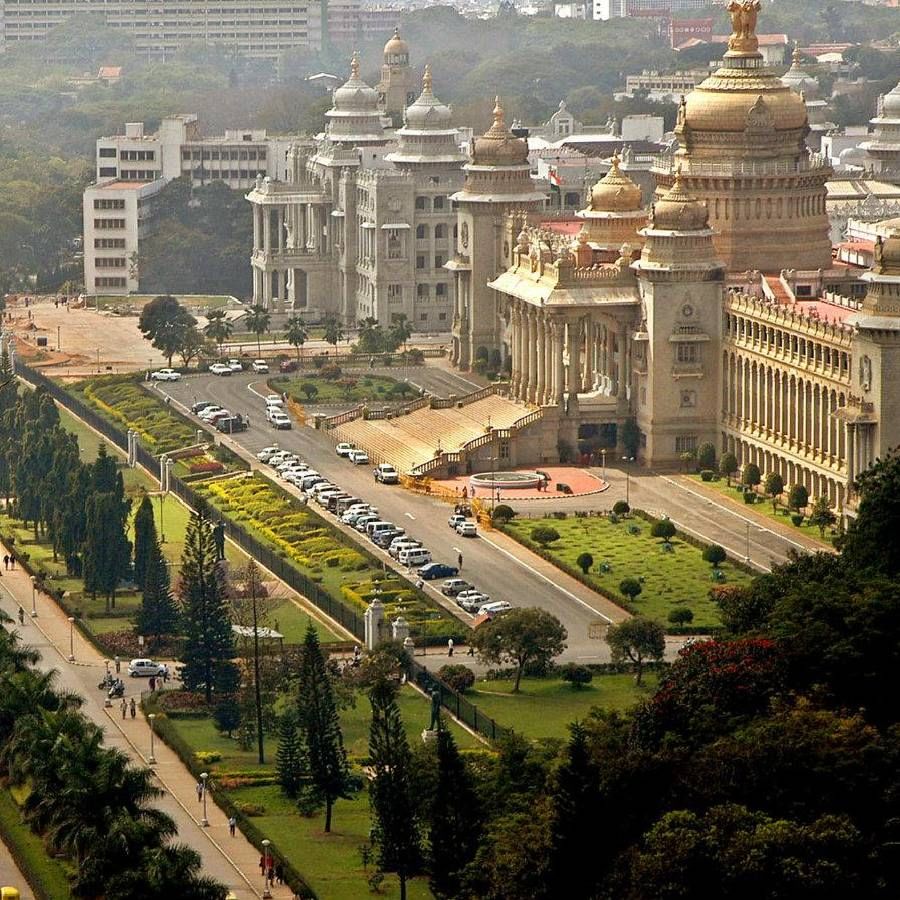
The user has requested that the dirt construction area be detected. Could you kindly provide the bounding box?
[4,295,167,379]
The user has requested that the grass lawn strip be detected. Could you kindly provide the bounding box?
[686,474,835,546]
[270,373,412,405]
[156,684,480,900]
[469,674,658,741]
[504,515,752,630]
[0,785,73,899]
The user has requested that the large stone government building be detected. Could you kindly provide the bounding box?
[252,9,899,513]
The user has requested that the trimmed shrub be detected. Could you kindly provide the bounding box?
[703,544,727,567]
[700,469,715,482]
[741,463,761,488]
[612,501,630,515]
[560,662,594,690]
[743,491,756,504]
[619,578,642,600]
[791,514,805,526]
[438,664,476,694]
[492,504,516,524]
[530,525,560,547]
[668,607,694,625]
[697,442,716,469]
[576,552,594,575]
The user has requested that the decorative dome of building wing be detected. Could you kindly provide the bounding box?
[650,170,710,232]
[471,97,528,167]
[383,27,410,63]
[781,44,819,98]
[331,52,380,113]
[403,65,453,130]
[586,154,643,213]
[880,81,900,119]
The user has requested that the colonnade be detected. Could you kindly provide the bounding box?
[722,348,856,508]
[508,302,628,408]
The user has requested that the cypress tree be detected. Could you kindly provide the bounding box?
[133,493,156,589]
[82,491,131,612]
[428,729,482,899]
[369,678,422,900]
[546,722,601,898]
[136,538,180,646]
[276,710,305,799]
[296,622,350,833]
[179,505,238,703]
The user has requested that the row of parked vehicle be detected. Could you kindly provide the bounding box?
[334,444,402,485]
[254,445,509,619]
[208,358,271,376]
[261,393,292,430]
[191,400,248,434]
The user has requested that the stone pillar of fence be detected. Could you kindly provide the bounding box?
[159,453,168,489]
[391,616,409,643]
[165,457,174,493]
[364,598,385,651]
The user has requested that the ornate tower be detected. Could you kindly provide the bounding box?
[575,154,648,254]
[377,27,416,127]
[632,173,726,465]
[449,98,546,370]
[860,81,900,175]
[656,1,832,272]
[780,44,835,151]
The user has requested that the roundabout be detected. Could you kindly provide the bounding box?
[469,470,544,491]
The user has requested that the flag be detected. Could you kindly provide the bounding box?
[548,166,562,190]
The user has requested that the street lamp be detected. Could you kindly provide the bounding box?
[600,448,607,479]
[67,617,75,661]
[148,713,157,765]
[200,772,209,827]
[30,575,37,617]
[621,456,635,507]
[262,838,273,899]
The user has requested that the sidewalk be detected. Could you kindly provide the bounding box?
[0,548,292,900]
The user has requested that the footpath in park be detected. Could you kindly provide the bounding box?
[0,549,293,900]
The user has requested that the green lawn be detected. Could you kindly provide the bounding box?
[0,785,74,899]
[267,598,344,644]
[504,515,752,630]
[469,673,658,740]
[687,475,835,546]
[231,784,433,900]
[160,683,483,900]
[269,373,412,405]
[94,294,237,310]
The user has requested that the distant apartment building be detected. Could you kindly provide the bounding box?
[622,69,705,101]
[593,0,711,21]
[0,0,397,59]
[84,115,292,295]
[82,179,166,294]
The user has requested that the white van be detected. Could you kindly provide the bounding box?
[398,547,432,567]
[366,521,395,538]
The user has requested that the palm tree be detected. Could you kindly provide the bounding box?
[323,314,345,356]
[203,309,233,357]
[244,304,271,356]
[390,313,412,353]
[357,316,382,354]
[285,315,308,363]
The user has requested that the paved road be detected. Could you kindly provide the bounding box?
[0,566,289,900]
[0,837,32,899]
[157,372,813,661]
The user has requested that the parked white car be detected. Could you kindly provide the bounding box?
[209,363,232,376]
[227,359,243,372]
[199,405,226,421]
[456,521,478,537]
[251,359,269,373]
[373,463,400,484]
[256,446,280,462]
[478,600,513,616]
[336,442,355,457]
[456,590,490,612]
[128,658,165,677]
[150,368,181,381]
[265,394,284,407]
[348,449,369,465]
[269,412,292,430]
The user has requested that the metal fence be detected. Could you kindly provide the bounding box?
[16,361,510,743]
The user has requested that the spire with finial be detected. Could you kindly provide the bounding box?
[493,96,505,128]
[792,40,802,64]
[350,51,360,80]
[393,25,400,39]
[422,64,433,95]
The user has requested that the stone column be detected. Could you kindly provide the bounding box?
[552,321,565,406]
[569,318,581,397]
[263,208,271,254]
[277,208,285,252]
[581,319,591,392]
[617,326,628,402]
[253,205,261,249]
[535,314,546,406]
[512,306,523,397]
[527,310,538,404]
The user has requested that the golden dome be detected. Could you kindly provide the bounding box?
[587,154,642,212]
[384,27,409,58]
[651,171,709,232]
[874,229,900,276]
[471,97,528,166]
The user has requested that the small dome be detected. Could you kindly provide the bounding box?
[384,27,409,59]
[332,52,379,113]
[471,97,528,166]
[587,154,642,212]
[874,229,900,275]
[403,65,453,130]
[880,81,900,118]
[651,171,709,231]
[781,45,819,98]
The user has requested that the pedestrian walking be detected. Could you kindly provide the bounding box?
[267,862,275,886]
[457,552,463,570]
[259,856,266,875]
[2,554,8,570]
[447,638,454,657]
[467,645,475,657]
[198,782,205,803]
[8,553,14,569]
[162,664,169,683]
[149,676,156,692]
[17,606,24,625]
[129,698,136,719]
[121,698,127,719]
[228,816,236,837]
[275,863,284,885]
